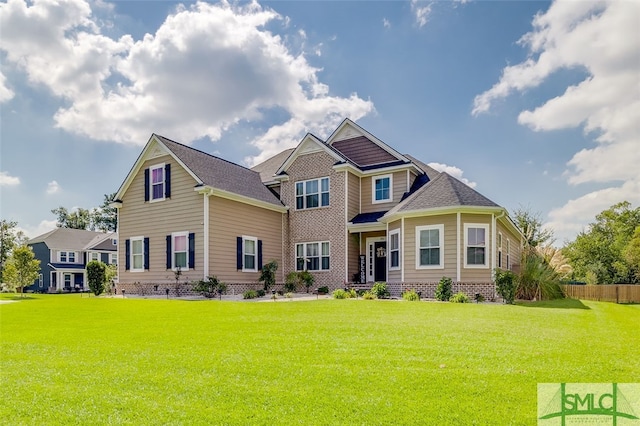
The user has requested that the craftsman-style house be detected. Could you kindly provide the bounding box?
[113,119,522,297]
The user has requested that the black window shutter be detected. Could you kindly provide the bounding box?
[144,237,150,270]
[144,168,150,202]
[165,163,171,198]
[258,240,263,270]
[188,233,195,269]
[125,239,130,271]
[236,237,243,270]
[166,235,172,269]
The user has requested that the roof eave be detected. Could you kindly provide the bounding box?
[381,205,504,223]
[197,185,288,213]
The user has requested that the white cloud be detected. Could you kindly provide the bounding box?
[0,72,14,102]
[17,219,57,239]
[411,1,432,27]
[427,162,477,188]
[46,180,60,194]
[383,18,391,29]
[472,0,640,241]
[0,0,374,160]
[0,171,20,186]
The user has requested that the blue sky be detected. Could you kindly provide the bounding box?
[1,0,638,245]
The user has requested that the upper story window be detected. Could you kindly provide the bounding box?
[150,164,165,201]
[145,163,171,202]
[110,253,118,265]
[295,177,329,209]
[465,224,489,268]
[416,225,444,269]
[373,174,392,203]
[90,252,100,262]
[296,242,330,271]
[59,251,77,263]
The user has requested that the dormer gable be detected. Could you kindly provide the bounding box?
[275,133,346,177]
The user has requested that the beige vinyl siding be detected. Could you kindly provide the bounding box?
[118,155,204,284]
[460,213,493,282]
[347,234,360,282]
[347,172,360,221]
[209,196,283,283]
[497,220,522,272]
[403,214,457,282]
[361,170,409,213]
[347,172,361,281]
[387,220,402,282]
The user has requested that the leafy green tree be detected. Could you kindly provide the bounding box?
[87,260,107,296]
[495,269,517,304]
[52,207,93,230]
[94,193,117,232]
[3,246,41,297]
[0,220,27,283]
[623,226,640,271]
[513,206,554,248]
[564,202,640,284]
[435,277,452,301]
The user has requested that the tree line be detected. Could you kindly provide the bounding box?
[50,193,117,232]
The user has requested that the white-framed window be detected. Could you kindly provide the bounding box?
[38,274,43,288]
[110,253,118,265]
[90,252,100,262]
[389,229,400,270]
[242,236,258,272]
[150,163,165,201]
[506,239,511,270]
[171,232,189,271]
[465,224,489,268]
[112,238,117,246]
[497,232,503,268]
[295,177,329,209]
[131,237,145,272]
[64,273,72,288]
[296,242,330,271]
[416,225,444,269]
[59,251,77,263]
[373,174,392,203]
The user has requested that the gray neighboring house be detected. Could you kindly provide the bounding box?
[27,228,117,292]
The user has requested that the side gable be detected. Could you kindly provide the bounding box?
[326,118,410,165]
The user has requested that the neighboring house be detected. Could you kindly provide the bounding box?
[114,118,522,298]
[27,228,117,292]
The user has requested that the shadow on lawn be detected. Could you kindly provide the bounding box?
[516,298,590,310]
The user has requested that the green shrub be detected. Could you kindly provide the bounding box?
[362,290,376,300]
[402,290,420,301]
[495,268,517,304]
[258,261,278,291]
[332,289,347,299]
[193,276,226,299]
[284,271,299,293]
[256,289,266,297]
[243,290,258,299]
[299,271,315,293]
[317,286,329,295]
[449,292,470,303]
[346,288,357,299]
[474,293,485,303]
[435,277,453,301]
[284,292,293,298]
[371,282,389,299]
[87,260,107,296]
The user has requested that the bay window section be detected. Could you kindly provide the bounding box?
[416,225,444,269]
[464,224,489,268]
[389,229,400,269]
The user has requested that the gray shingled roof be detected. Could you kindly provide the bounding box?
[332,136,400,167]
[156,135,284,207]
[84,233,117,251]
[404,154,441,180]
[251,148,295,183]
[387,172,500,215]
[28,228,112,250]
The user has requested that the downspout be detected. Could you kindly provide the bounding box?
[456,212,461,283]
[203,190,211,280]
[492,210,506,282]
[344,171,349,284]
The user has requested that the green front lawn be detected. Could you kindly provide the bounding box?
[1,294,638,424]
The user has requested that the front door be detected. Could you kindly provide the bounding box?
[374,241,387,282]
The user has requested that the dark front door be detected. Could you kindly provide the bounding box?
[374,242,387,282]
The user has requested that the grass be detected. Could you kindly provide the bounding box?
[1,294,638,425]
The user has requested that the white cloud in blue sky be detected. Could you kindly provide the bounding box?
[0,0,638,246]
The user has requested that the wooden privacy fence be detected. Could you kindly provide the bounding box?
[563,284,640,304]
